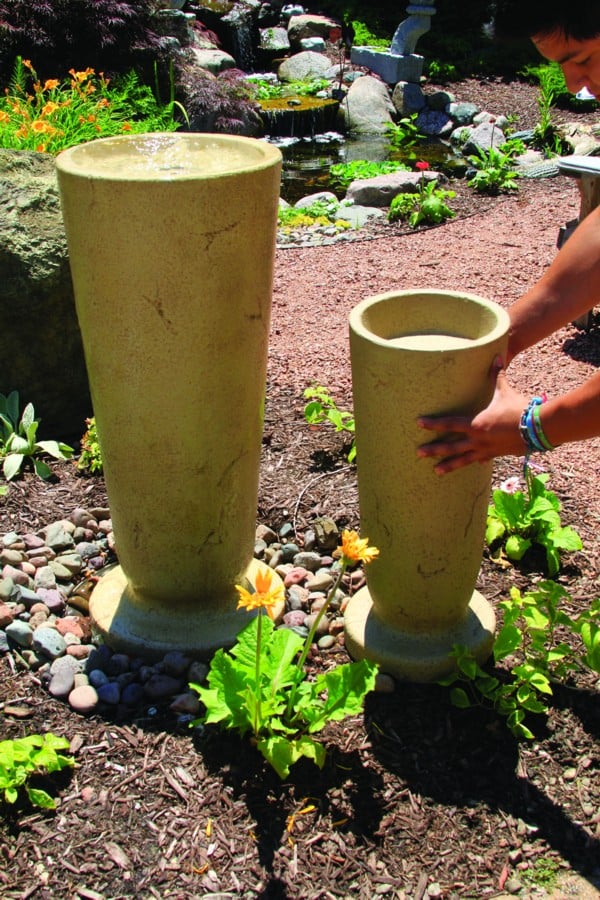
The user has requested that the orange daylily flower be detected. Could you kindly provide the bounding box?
[0,111,9,123]
[340,530,379,566]
[41,101,59,116]
[43,79,59,92]
[236,568,284,619]
[69,67,95,82]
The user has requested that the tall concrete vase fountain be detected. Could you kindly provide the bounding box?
[56,133,283,658]
[344,290,510,681]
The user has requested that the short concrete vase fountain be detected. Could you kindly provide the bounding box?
[56,133,283,658]
[344,290,510,681]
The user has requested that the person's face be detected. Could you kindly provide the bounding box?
[533,30,600,96]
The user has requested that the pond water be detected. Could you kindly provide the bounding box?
[271,132,468,204]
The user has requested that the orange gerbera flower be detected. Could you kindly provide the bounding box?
[236,568,284,618]
[340,530,379,566]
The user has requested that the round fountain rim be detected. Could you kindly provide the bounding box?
[349,289,510,351]
[55,132,282,183]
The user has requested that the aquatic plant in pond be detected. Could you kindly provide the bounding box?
[190,531,379,778]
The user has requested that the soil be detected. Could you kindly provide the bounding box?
[1,79,599,900]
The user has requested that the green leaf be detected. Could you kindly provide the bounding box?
[494,623,522,661]
[485,515,506,545]
[3,453,24,480]
[4,785,18,804]
[548,526,582,552]
[26,787,56,809]
[449,687,472,708]
[36,440,73,460]
[33,458,52,480]
[298,659,378,733]
[8,435,29,453]
[20,402,35,433]
[505,534,531,561]
[257,734,326,779]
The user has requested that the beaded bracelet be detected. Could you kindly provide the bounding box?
[519,395,555,455]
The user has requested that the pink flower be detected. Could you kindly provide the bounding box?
[415,161,430,171]
[499,476,521,494]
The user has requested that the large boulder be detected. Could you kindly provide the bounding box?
[0,151,91,440]
[287,14,339,47]
[341,76,396,135]
[277,50,331,83]
[345,170,439,207]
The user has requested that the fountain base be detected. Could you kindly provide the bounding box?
[89,558,285,660]
[344,587,495,683]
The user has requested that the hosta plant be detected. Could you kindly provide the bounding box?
[190,530,379,778]
[0,391,73,481]
[0,733,74,809]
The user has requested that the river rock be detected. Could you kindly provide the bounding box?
[5,620,34,648]
[33,626,67,659]
[68,684,99,714]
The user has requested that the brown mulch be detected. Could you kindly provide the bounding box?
[1,77,600,899]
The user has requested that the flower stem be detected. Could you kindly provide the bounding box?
[286,560,348,718]
[253,611,263,737]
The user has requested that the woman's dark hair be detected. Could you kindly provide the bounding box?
[493,0,600,42]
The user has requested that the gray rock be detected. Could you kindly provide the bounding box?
[342,75,396,135]
[188,47,237,75]
[259,26,290,53]
[163,650,191,677]
[294,191,337,208]
[447,101,479,126]
[34,566,58,590]
[144,674,184,700]
[5,620,34,648]
[335,205,386,227]
[1,532,20,548]
[345,171,437,207]
[391,81,426,117]
[426,89,455,111]
[14,584,42,609]
[0,577,18,602]
[278,50,331,83]
[287,13,338,46]
[293,551,323,572]
[0,151,91,436]
[44,522,76,552]
[48,659,79,698]
[32,626,67,660]
[462,121,506,155]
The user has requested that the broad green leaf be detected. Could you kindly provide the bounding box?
[548,526,582,552]
[20,402,35,432]
[491,489,526,528]
[449,687,472,708]
[26,787,56,809]
[485,516,506,545]
[8,435,28,453]
[4,785,18,804]
[33,459,53,480]
[3,453,24,480]
[493,623,522,661]
[37,440,72,460]
[257,734,325,779]
[505,534,531,561]
[297,659,378,733]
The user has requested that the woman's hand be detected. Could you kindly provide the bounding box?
[417,358,527,474]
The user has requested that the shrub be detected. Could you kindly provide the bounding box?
[0,0,163,82]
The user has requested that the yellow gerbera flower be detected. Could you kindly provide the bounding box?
[236,568,284,618]
[340,529,379,565]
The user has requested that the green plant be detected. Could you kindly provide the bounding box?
[190,531,379,778]
[0,391,73,481]
[0,733,74,809]
[350,20,390,50]
[522,856,561,891]
[527,65,572,156]
[247,77,329,101]
[440,581,600,739]
[303,384,356,463]
[386,113,423,150]
[3,57,182,151]
[0,57,181,154]
[486,467,583,576]
[329,159,409,190]
[77,416,103,475]
[425,59,458,82]
[278,199,350,233]
[388,162,455,228]
[466,143,519,195]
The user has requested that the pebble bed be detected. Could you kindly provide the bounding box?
[0,507,392,726]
